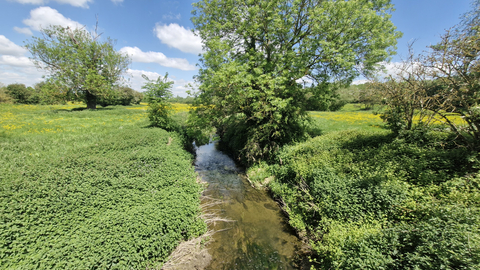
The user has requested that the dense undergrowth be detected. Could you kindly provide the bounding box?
[0,104,205,269]
[249,126,480,269]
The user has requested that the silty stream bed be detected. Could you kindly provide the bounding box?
[195,142,307,269]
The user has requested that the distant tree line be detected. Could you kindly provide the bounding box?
[0,81,143,106]
[168,95,195,104]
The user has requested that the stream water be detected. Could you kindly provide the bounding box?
[195,142,306,269]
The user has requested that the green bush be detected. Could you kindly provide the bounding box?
[142,73,175,130]
[0,127,205,269]
[5,83,39,104]
[262,129,480,269]
[0,85,13,104]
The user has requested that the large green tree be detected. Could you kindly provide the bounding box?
[191,0,401,163]
[25,25,130,109]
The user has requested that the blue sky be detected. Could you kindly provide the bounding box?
[0,0,474,96]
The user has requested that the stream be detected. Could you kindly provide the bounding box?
[195,142,306,269]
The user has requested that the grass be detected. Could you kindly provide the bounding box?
[307,103,467,136]
[308,104,384,136]
[0,103,206,269]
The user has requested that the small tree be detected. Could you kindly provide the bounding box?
[373,15,480,146]
[426,28,480,144]
[371,47,438,134]
[25,24,130,109]
[142,73,174,130]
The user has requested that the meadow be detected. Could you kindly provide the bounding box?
[0,103,203,269]
[2,103,478,269]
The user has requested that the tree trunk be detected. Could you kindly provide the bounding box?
[85,90,97,110]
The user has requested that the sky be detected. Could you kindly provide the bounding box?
[0,0,475,97]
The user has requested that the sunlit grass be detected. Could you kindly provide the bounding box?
[0,103,148,137]
[309,103,467,135]
[309,105,384,134]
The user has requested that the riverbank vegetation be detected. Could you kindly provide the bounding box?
[248,107,480,268]
[190,0,480,268]
[0,104,205,269]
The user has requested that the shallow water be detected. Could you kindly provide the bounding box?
[195,142,305,270]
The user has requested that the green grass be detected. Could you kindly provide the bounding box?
[308,104,384,136]
[0,104,206,269]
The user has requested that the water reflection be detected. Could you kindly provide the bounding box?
[195,143,304,269]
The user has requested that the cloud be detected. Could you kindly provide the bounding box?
[0,35,28,56]
[0,56,34,67]
[126,69,194,97]
[0,36,44,86]
[111,0,123,4]
[119,46,196,71]
[352,79,369,85]
[13,26,33,36]
[22,6,82,32]
[162,13,181,20]
[9,0,93,8]
[0,61,45,86]
[154,23,203,55]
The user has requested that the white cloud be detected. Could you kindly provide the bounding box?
[119,46,196,71]
[9,0,93,8]
[126,69,194,97]
[154,23,203,55]
[111,0,123,4]
[352,79,369,85]
[162,13,181,20]
[22,6,82,32]
[0,56,34,67]
[0,61,45,86]
[0,35,44,86]
[0,35,28,56]
[13,26,33,36]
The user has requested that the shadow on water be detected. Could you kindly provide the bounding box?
[195,142,308,270]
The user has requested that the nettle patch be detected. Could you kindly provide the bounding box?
[0,128,206,269]
[263,129,480,269]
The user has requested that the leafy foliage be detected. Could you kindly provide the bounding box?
[142,73,176,130]
[257,129,480,269]
[0,107,206,269]
[98,86,143,107]
[0,83,13,104]
[190,0,401,164]
[25,24,130,109]
[303,83,346,111]
[5,83,39,104]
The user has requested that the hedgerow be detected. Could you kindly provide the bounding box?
[0,126,205,269]
[254,129,480,269]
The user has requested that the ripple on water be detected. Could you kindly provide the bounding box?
[196,142,306,270]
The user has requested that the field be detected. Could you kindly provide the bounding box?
[308,104,384,135]
[2,103,478,269]
[0,103,205,269]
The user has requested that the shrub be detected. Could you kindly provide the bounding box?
[142,73,175,130]
[263,129,480,269]
[0,84,13,104]
[5,83,39,104]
